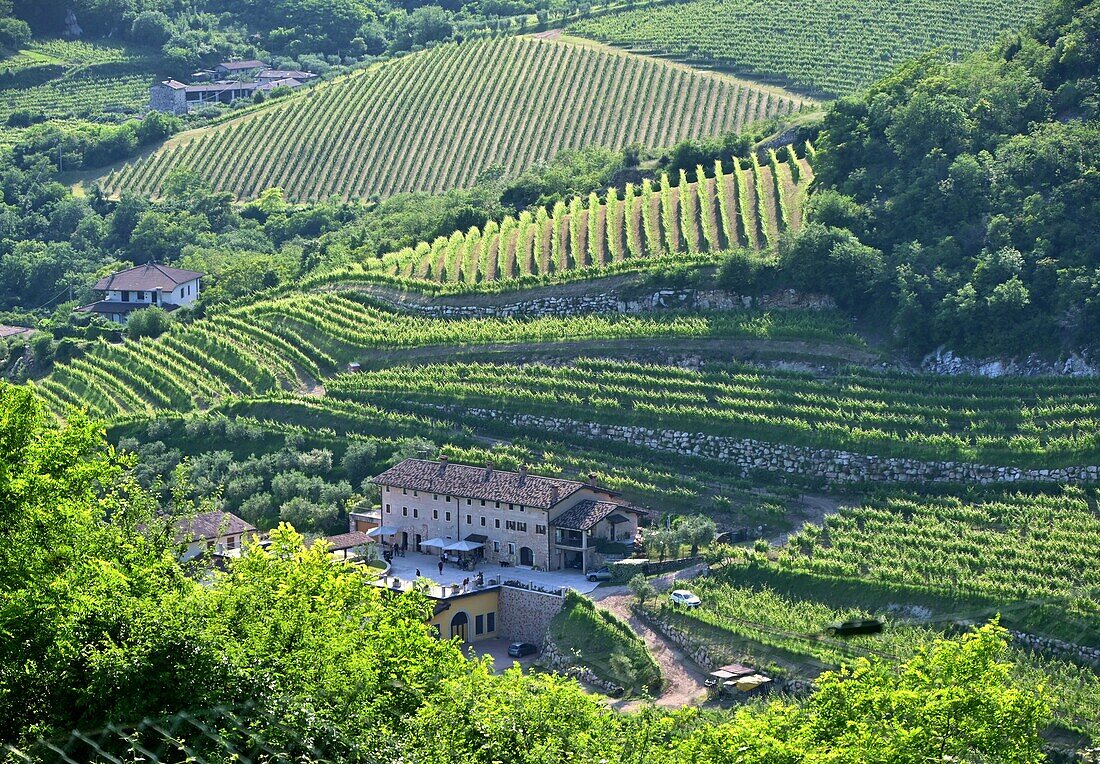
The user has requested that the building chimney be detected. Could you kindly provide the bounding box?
[438,455,448,475]
[484,461,493,481]
[588,472,598,486]
[550,485,559,504]
[519,465,528,485]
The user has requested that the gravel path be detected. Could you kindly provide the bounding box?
[590,564,711,710]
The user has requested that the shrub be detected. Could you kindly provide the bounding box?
[126,307,173,340]
[716,249,761,292]
[0,17,31,50]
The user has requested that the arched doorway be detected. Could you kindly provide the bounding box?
[519,546,534,566]
[450,611,469,642]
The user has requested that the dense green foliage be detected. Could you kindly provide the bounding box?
[805,0,1100,356]
[9,0,587,70]
[102,37,808,202]
[571,0,1047,96]
[0,382,1052,761]
[329,358,1100,467]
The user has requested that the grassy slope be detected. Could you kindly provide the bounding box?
[96,35,811,202]
[550,591,662,695]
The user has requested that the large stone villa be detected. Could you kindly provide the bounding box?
[150,60,318,114]
[365,457,645,575]
[77,264,202,324]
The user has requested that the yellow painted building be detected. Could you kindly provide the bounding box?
[428,587,501,643]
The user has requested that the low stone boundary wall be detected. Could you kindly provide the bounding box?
[539,640,624,696]
[363,287,834,320]
[1008,629,1100,668]
[451,407,1100,486]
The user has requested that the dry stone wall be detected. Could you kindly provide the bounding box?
[446,407,1100,486]
[368,288,834,320]
[539,640,624,696]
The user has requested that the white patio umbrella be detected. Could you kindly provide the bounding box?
[443,539,484,552]
[367,525,400,537]
[421,537,450,549]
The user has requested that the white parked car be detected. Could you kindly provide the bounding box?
[669,589,701,608]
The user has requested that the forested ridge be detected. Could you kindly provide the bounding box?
[802,0,1100,355]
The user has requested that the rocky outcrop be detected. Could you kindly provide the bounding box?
[439,406,1100,486]
[922,347,1098,378]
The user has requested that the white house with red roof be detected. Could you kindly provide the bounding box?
[77,264,203,324]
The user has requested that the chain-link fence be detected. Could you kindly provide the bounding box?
[3,704,331,764]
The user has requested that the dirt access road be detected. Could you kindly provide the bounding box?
[589,563,711,710]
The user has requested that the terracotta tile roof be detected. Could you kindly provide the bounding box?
[372,459,584,509]
[323,531,374,550]
[0,325,32,339]
[94,264,203,292]
[218,59,268,70]
[177,511,256,543]
[551,499,643,531]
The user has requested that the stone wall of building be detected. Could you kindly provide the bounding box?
[497,584,564,644]
[442,407,1100,486]
[149,84,185,115]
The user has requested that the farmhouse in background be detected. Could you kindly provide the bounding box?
[150,61,318,114]
[371,458,645,575]
[177,510,258,561]
[77,263,203,324]
[214,60,269,77]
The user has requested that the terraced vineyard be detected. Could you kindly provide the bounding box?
[0,40,152,138]
[778,490,1100,606]
[99,36,810,202]
[34,294,841,420]
[654,563,1100,739]
[571,0,1048,96]
[312,145,813,292]
[328,358,1100,468]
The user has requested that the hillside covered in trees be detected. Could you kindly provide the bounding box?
[801,0,1100,355]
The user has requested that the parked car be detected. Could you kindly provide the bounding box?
[508,641,539,658]
[669,589,701,608]
[826,618,884,637]
[586,567,612,582]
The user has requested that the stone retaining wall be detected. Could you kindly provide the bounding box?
[1008,629,1100,668]
[498,585,564,645]
[539,639,624,696]
[448,407,1099,486]
[368,287,834,320]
